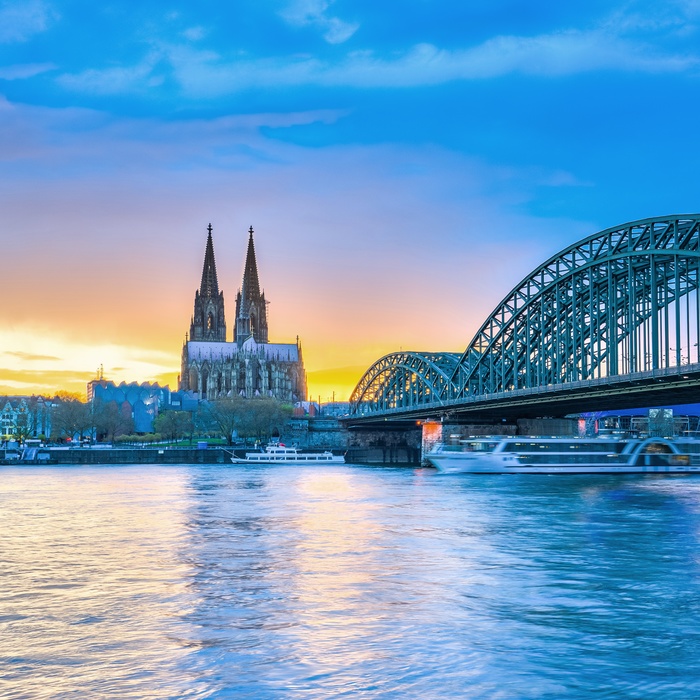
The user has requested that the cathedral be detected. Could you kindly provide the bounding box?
[179,225,307,403]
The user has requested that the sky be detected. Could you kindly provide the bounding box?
[2,0,700,401]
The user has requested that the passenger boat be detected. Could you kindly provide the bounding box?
[231,443,345,464]
[426,436,700,474]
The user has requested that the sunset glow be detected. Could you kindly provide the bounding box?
[2,2,699,401]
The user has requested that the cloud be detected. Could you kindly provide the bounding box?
[159,27,699,98]
[0,368,95,397]
[0,62,56,80]
[0,0,58,43]
[182,25,206,42]
[3,350,61,361]
[0,95,344,171]
[52,8,699,100]
[57,54,164,94]
[438,30,697,79]
[0,327,175,375]
[280,0,358,44]
[604,0,700,35]
[682,0,700,18]
[0,95,595,392]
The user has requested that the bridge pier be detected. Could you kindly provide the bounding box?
[343,418,578,466]
[344,422,423,465]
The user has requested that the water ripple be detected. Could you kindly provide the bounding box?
[2,466,700,698]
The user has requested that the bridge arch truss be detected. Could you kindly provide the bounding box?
[350,215,700,417]
[349,352,460,416]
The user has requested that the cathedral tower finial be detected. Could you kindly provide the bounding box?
[199,223,220,298]
[189,224,226,342]
[234,225,268,345]
[241,226,261,302]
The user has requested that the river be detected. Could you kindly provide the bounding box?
[1,464,700,698]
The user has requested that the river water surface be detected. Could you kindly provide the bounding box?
[1,463,700,699]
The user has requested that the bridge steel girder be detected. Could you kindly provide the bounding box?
[350,214,700,419]
[349,352,460,417]
[455,215,700,400]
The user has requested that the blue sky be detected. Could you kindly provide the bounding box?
[2,0,700,399]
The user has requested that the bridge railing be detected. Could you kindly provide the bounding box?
[351,362,700,417]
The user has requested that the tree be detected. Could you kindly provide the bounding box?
[93,399,135,442]
[201,396,246,445]
[199,397,293,445]
[51,394,94,442]
[11,407,32,445]
[153,411,193,442]
[236,397,293,442]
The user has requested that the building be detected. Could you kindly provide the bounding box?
[1,396,55,440]
[87,380,197,433]
[179,225,307,403]
[579,404,700,437]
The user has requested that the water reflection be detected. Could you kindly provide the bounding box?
[283,473,383,672]
[0,466,198,699]
[2,465,700,698]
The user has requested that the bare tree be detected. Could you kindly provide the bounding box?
[93,399,134,442]
[51,394,94,442]
[200,397,246,445]
[11,408,32,445]
[199,397,293,445]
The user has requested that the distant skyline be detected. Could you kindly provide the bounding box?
[2,1,700,400]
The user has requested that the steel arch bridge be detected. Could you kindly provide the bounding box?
[349,352,461,414]
[350,214,700,419]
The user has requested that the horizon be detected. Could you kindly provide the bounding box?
[2,1,700,401]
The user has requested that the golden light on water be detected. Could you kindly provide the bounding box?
[4,462,699,697]
[0,468,197,698]
[285,472,387,655]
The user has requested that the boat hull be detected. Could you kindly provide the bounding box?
[427,455,700,475]
[231,454,345,465]
[427,437,700,474]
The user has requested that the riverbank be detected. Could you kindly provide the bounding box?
[0,446,420,466]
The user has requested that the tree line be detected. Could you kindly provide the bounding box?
[46,393,292,445]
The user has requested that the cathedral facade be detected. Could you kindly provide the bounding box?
[179,225,307,403]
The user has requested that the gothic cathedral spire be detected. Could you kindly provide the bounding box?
[200,223,220,297]
[234,226,269,345]
[189,224,227,342]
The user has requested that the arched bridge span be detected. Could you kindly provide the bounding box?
[350,215,700,419]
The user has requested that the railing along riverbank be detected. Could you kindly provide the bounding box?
[1,445,420,466]
[1,446,231,465]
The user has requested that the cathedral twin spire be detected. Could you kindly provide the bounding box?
[240,226,262,304]
[199,223,220,298]
[190,223,226,342]
[189,223,268,346]
[235,226,269,345]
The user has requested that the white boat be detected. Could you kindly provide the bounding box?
[426,436,700,474]
[231,443,345,464]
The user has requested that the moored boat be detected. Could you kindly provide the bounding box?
[231,443,345,464]
[427,436,700,474]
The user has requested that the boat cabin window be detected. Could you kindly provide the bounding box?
[641,441,673,454]
[460,441,499,452]
[675,442,700,454]
[502,441,627,453]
